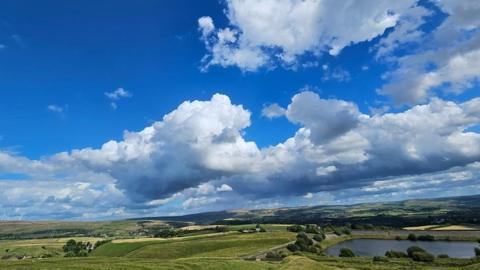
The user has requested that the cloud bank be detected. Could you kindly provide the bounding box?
[1,92,479,219]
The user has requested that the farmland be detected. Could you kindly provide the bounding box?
[1,195,480,269]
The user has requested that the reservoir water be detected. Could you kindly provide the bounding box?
[325,239,479,258]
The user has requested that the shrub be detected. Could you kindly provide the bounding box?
[437,254,449,258]
[295,233,313,251]
[215,226,228,232]
[407,234,417,241]
[265,251,286,260]
[287,225,305,233]
[307,246,320,254]
[313,233,326,242]
[475,247,480,257]
[395,236,402,241]
[373,256,389,262]
[339,248,356,257]
[385,250,408,258]
[94,239,112,249]
[287,243,300,252]
[407,246,426,257]
[417,235,435,241]
[305,224,320,234]
[411,251,435,262]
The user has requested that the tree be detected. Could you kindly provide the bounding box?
[295,233,313,251]
[407,246,425,257]
[305,224,320,234]
[62,239,89,257]
[287,243,300,252]
[339,248,355,257]
[287,225,305,233]
[411,251,435,262]
[313,233,326,242]
[407,234,417,241]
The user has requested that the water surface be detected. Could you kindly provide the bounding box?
[325,239,479,258]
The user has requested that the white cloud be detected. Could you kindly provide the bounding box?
[217,184,233,192]
[47,105,64,113]
[377,0,480,105]
[1,93,479,219]
[105,88,132,109]
[199,0,418,71]
[303,192,313,199]
[261,103,286,119]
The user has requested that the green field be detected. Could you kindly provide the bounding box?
[1,229,480,270]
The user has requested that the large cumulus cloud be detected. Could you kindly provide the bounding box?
[0,92,479,219]
[198,0,418,71]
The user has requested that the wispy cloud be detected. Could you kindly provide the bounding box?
[105,88,132,109]
[47,104,66,114]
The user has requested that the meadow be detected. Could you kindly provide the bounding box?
[1,227,479,270]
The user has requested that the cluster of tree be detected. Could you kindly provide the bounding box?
[407,246,435,262]
[384,246,435,262]
[152,227,178,238]
[287,233,320,254]
[286,224,323,234]
[407,233,435,241]
[62,239,93,257]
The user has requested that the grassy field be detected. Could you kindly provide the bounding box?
[1,229,479,269]
[0,237,103,259]
[93,231,295,258]
[1,255,479,270]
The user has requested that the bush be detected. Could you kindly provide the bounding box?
[407,234,417,241]
[395,236,402,241]
[287,225,305,233]
[475,247,480,257]
[385,250,408,258]
[215,226,228,232]
[339,248,356,257]
[94,239,112,249]
[411,251,435,262]
[287,243,300,252]
[373,256,389,262]
[265,251,286,260]
[437,254,449,258]
[307,246,320,254]
[295,233,313,251]
[417,235,435,241]
[313,233,326,242]
[305,224,320,234]
[407,246,426,257]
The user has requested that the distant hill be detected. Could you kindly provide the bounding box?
[142,194,480,227]
[2,194,479,240]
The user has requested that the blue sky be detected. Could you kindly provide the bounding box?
[0,0,479,220]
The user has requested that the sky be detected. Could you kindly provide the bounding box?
[0,0,479,220]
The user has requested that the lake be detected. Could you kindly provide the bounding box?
[325,239,479,258]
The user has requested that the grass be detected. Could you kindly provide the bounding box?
[94,231,295,258]
[1,228,480,269]
[1,255,479,270]
[0,237,103,258]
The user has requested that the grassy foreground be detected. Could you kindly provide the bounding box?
[2,255,479,270]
